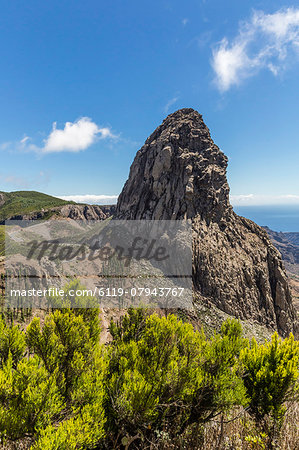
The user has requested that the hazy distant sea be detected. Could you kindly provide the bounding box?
[234,205,299,233]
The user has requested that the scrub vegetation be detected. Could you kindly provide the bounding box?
[0,281,298,449]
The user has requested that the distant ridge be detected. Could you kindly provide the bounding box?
[284,232,299,246]
[0,191,73,221]
[0,190,115,222]
[263,227,299,265]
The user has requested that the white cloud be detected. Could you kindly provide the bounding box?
[182,18,188,26]
[42,117,115,153]
[1,118,119,155]
[212,8,299,91]
[58,194,118,205]
[230,194,299,206]
[163,96,179,114]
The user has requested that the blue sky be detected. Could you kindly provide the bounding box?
[0,0,298,206]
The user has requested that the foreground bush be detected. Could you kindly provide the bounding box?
[105,310,247,447]
[0,281,106,448]
[241,332,299,447]
[0,292,298,449]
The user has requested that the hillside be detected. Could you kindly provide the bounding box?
[0,191,116,223]
[263,226,299,265]
[263,227,299,314]
[284,232,299,246]
[0,190,73,222]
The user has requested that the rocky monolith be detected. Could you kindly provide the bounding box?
[116,108,298,337]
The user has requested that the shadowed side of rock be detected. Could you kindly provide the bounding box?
[192,213,297,336]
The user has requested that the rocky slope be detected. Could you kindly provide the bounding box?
[263,226,299,265]
[116,108,298,337]
[284,232,299,246]
[3,204,115,221]
[262,227,299,313]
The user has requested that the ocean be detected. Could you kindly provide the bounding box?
[233,205,299,233]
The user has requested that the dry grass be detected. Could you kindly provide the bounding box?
[201,403,299,450]
[136,404,299,450]
[1,405,298,449]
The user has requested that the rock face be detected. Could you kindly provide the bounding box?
[117,109,230,221]
[116,108,298,337]
[58,204,115,221]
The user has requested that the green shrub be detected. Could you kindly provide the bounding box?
[26,281,101,400]
[0,290,298,449]
[0,354,63,441]
[241,332,299,444]
[109,306,149,344]
[0,316,26,367]
[105,312,247,447]
[32,400,106,450]
[23,284,107,447]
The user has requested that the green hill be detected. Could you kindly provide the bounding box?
[0,190,74,222]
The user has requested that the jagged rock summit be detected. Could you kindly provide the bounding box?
[117,108,231,221]
[116,108,298,337]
